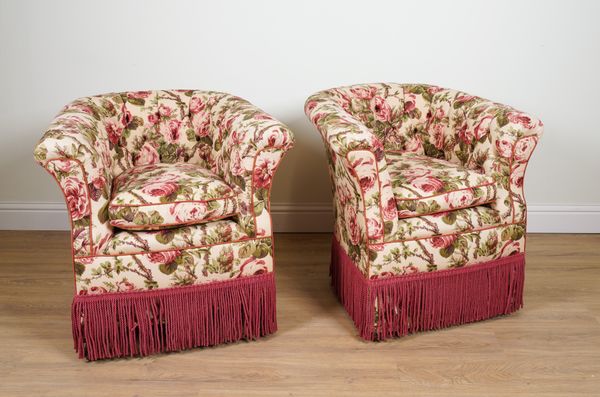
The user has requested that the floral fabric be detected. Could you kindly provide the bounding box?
[369,223,526,277]
[109,163,238,230]
[393,206,501,241]
[305,83,543,278]
[75,238,273,295]
[102,219,248,255]
[386,152,496,218]
[34,90,293,293]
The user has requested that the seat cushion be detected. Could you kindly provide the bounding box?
[109,163,238,230]
[102,219,248,255]
[386,153,497,218]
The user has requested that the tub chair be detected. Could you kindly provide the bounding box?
[34,90,293,360]
[305,83,543,340]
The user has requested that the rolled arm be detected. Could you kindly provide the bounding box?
[464,101,544,223]
[213,96,294,237]
[305,94,399,245]
[34,103,113,256]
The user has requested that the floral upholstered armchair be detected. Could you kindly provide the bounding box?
[305,83,543,340]
[34,90,293,360]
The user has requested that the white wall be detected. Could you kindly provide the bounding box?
[1,0,599,232]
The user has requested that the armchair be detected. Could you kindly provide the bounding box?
[305,83,542,340]
[34,90,293,360]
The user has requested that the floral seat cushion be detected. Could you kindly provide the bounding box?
[386,152,497,219]
[109,162,238,230]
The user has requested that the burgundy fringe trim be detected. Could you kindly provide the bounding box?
[72,273,277,361]
[330,238,525,341]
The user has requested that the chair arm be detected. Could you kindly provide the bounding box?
[213,96,294,237]
[34,104,114,256]
[305,94,399,244]
[465,102,544,223]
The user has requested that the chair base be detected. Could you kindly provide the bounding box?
[330,237,525,341]
[72,273,277,361]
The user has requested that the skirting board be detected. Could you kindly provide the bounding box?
[0,202,599,233]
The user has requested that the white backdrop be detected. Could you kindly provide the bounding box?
[1,0,599,232]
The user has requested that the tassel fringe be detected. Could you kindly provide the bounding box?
[330,238,525,341]
[72,273,277,361]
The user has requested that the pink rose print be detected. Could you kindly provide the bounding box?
[350,86,376,100]
[253,157,277,188]
[495,138,514,158]
[89,286,108,294]
[473,115,493,140]
[134,142,160,166]
[230,150,245,177]
[500,240,522,256]
[194,118,211,138]
[404,95,416,113]
[434,108,445,120]
[169,202,208,223]
[367,218,383,240]
[216,223,233,241]
[158,104,172,117]
[445,189,475,209]
[508,112,533,128]
[105,120,123,145]
[511,168,525,188]
[305,100,317,113]
[457,123,474,144]
[455,95,475,103]
[127,91,151,99]
[63,176,90,221]
[54,159,73,173]
[383,197,398,221]
[359,173,376,192]
[147,113,160,125]
[120,104,132,127]
[514,136,536,161]
[265,128,289,148]
[141,181,178,197]
[412,176,444,193]
[370,243,385,252]
[116,280,136,292]
[189,96,205,114]
[337,183,353,205]
[402,167,429,180]
[431,124,445,150]
[370,96,392,122]
[230,130,247,146]
[165,119,181,143]
[254,113,273,120]
[147,250,180,264]
[431,234,457,249]
[345,205,361,245]
[404,136,423,153]
[92,175,107,190]
[427,86,444,95]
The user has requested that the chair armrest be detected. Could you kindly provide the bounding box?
[213,96,294,237]
[465,101,544,223]
[34,103,114,256]
[305,94,399,245]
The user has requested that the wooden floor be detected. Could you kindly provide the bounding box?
[0,232,599,396]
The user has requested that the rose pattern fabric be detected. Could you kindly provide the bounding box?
[369,223,526,277]
[75,238,273,294]
[305,83,542,278]
[394,206,501,241]
[34,90,293,293]
[386,152,496,218]
[102,219,247,255]
[109,162,238,230]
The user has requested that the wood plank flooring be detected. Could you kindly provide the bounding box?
[0,232,599,396]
